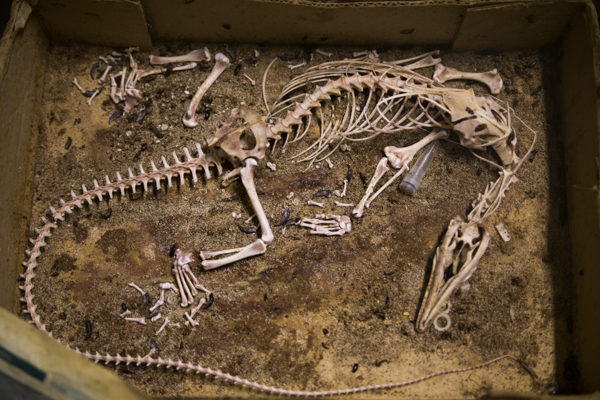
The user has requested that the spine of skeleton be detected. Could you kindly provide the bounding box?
[268,74,404,138]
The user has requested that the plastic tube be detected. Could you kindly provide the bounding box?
[400,141,439,195]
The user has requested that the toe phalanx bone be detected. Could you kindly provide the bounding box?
[298,214,352,236]
[433,64,503,94]
[149,47,211,64]
[21,50,537,395]
[183,53,230,127]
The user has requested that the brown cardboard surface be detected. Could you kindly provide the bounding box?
[0,11,47,312]
[453,2,577,51]
[560,3,600,393]
[141,0,465,45]
[30,0,152,50]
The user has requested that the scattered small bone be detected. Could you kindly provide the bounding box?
[244,214,256,224]
[325,158,334,169]
[286,192,294,199]
[156,317,170,334]
[98,65,112,84]
[335,201,355,207]
[316,49,333,57]
[119,310,131,318]
[86,89,101,105]
[128,282,145,295]
[190,298,206,319]
[299,214,352,236]
[510,306,516,322]
[242,73,256,86]
[72,78,95,97]
[232,212,237,219]
[184,312,199,327]
[160,282,179,294]
[254,49,260,57]
[160,124,168,131]
[340,143,351,152]
[307,200,324,208]
[125,317,147,325]
[149,48,211,64]
[266,162,276,171]
[496,223,511,242]
[288,60,307,70]
[170,323,181,328]
[150,313,162,322]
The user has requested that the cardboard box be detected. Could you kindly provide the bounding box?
[0,0,599,398]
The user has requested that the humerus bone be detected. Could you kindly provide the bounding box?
[183,53,230,128]
[433,64,503,94]
[149,48,211,65]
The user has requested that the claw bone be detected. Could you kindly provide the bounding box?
[183,53,230,128]
[433,64,503,94]
[149,48,211,65]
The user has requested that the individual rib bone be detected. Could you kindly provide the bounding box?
[149,48,211,65]
[183,53,230,128]
[316,49,333,57]
[433,64,503,94]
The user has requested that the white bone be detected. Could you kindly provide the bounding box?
[128,282,145,295]
[307,200,324,208]
[150,313,162,322]
[244,214,256,224]
[156,317,170,334]
[254,49,260,57]
[138,62,197,79]
[160,282,179,294]
[99,65,112,84]
[149,290,165,312]
[119,310,131,318]
[433,64,503,94]
[286,192,294,199]
[125,317,146,325]
[243,73,256,85]
[325,158,333,169]
[202,239,267,270]
[289,60,307,70]
[316,49,333,57]
[183,53,230,128]
[353,158,389,218]
[149,48,211,65]
[86,89,101,106]
[190,298,205,319]
[72,78,87,94]
[384,129,448,169]
[178,266,194,305]
[172,266,188,307]
[184,312,199,327]
[335,201,354,207]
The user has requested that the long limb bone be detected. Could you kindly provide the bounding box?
[183,53,230,128]
[201,158,272,269]
[149,48,211,64]
[353,158,389,218]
